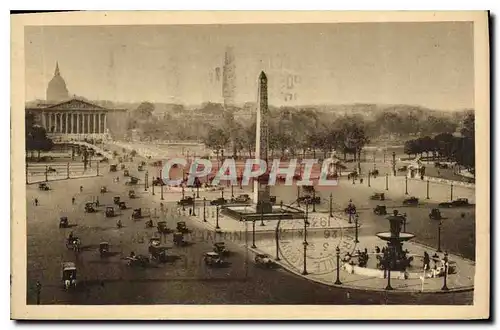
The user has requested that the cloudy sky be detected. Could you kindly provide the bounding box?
[25,22,474,110]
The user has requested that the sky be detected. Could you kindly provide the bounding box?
[25,22,474,110]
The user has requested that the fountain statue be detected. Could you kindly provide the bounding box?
[376,210,416,271]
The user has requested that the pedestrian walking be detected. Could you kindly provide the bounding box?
[80,185,83,192]
[72,197,75,204]
[423,251,430,271]
[34,198,38,206]
[189,208,192,216]
[96,197,100,207]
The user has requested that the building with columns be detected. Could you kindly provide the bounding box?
[26,61,128,141]
[26,98,127,141]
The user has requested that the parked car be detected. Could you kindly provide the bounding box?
[178,197,195,206]
[231,194,251,203]
[210,198,227,206]
[402,197,419,206]
[254,254,276,268]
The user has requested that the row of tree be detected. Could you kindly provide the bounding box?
[25,113,54,160]
[403,112,475,172]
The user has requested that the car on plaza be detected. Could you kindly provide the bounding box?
[113,196,121,205]
[231,194,251,203]
[105,206,115,217]
[402,196,419,206]
[100,186,108,193]
[254,253,276,268]
[84,202,96,213]
[203,252,229,267]
[210,197,227,206]
[99,242,110,258]
[138,164,145,172]
[62,262,77,290]
[373,205,387,216]
[38,183,50,191]
[176,221,191,234]
[438,198,471,208]
[59,216,69,228]
[123,169,130,177]
[370,192,385,201]
[125,177,140,185]
[213,242,230,256]
[177,197,195,206]
[125,254,150,268]
[398,166,408,172]
[157,221,173,234]
[128,190,136,199]
[109,164,117,172]
[132,208,149,220]
[173,232,189,247]
[118,201,127,210]
[429,208,442,220]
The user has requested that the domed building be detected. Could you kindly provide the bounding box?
[46,62,69,102]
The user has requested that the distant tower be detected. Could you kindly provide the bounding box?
[46,62,69,102]
[222,47,236,108]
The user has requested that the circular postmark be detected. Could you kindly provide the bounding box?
[277,213,357,276]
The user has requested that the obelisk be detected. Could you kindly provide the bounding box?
[254,71,273,213]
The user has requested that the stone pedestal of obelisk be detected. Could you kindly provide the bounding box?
[253,71,273,214]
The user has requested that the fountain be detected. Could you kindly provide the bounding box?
[376,210,416,271]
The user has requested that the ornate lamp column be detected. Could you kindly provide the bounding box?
[335,246,342,285]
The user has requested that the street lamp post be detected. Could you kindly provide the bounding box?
[437,221,442,252]
[215,205,220,230]
[385,248,393,290]
[385,173,389,191]
[302,216,309,275]
[368,172,371,187]
[352,173,355,184]
[192,193,196,216]
[405,175,408,195]
[426,179,430,200]
[355,214,359,243]
[403,213,407,232]
[442,252,449,291]
[144,171,148,192]
[152,177,155,195]
[312,188,316,212]
[231,184,234,198]
[221,190,224,200]
[182,185,185,199]
[200,197,206,222]
[197,185,200,198]
[159,169,164,200]
[334,246,342,285]
[329,193,333,218]
[260,202,265,226]
[450,183,454,201]
[276,201,283,261]
[45,165,48,182]
[252,218,257,248]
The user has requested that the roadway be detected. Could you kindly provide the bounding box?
[26,156,473,305]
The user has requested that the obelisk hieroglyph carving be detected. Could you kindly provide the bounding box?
[253,71,273,213]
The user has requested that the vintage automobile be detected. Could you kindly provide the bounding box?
[84,202,96,213]
[128,190,136,198]
[100,157,109,163]
[131,208,144,220]
[148,245,169,263]
[347,171,359,180]
[213,242,230,256]
[152,177,165,186]
[173,232,188,246]
[176,221,190,234]
[59,216,69,228]
[118,201,127,210]
[109,164,117,172]
[157,221,173,234]
[125,177,139,185]
[62,262,77,290]
[369,169,380,177]
[66,236,81,252]
[112,196,120,205]
[105,206,115,217]
[178,196,195,206]
[270,196,277,204]
[373,205,387,216]
[100,186,107,193]
[38,183,50,191]
[429,208,442,220]
[99,242,109,258]
[452,198,470,207]
[138,164,144,171]
[370,192,385,201]
[231,194,251,203]
[124,169,130,177]
[254,253,275,268]
[402,197,419,206]
[149,237,161,247]
[126,254,150,267]
[210,197,227,206]
[398,165,408,172]
[203,252,227,267]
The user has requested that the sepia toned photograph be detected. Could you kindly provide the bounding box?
[11,11,489,319]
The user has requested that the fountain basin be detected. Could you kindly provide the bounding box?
[376,232,416,242]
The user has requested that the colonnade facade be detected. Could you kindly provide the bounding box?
[41,111,107,134]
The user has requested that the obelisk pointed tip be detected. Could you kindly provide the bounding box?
[259,71,267,80]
